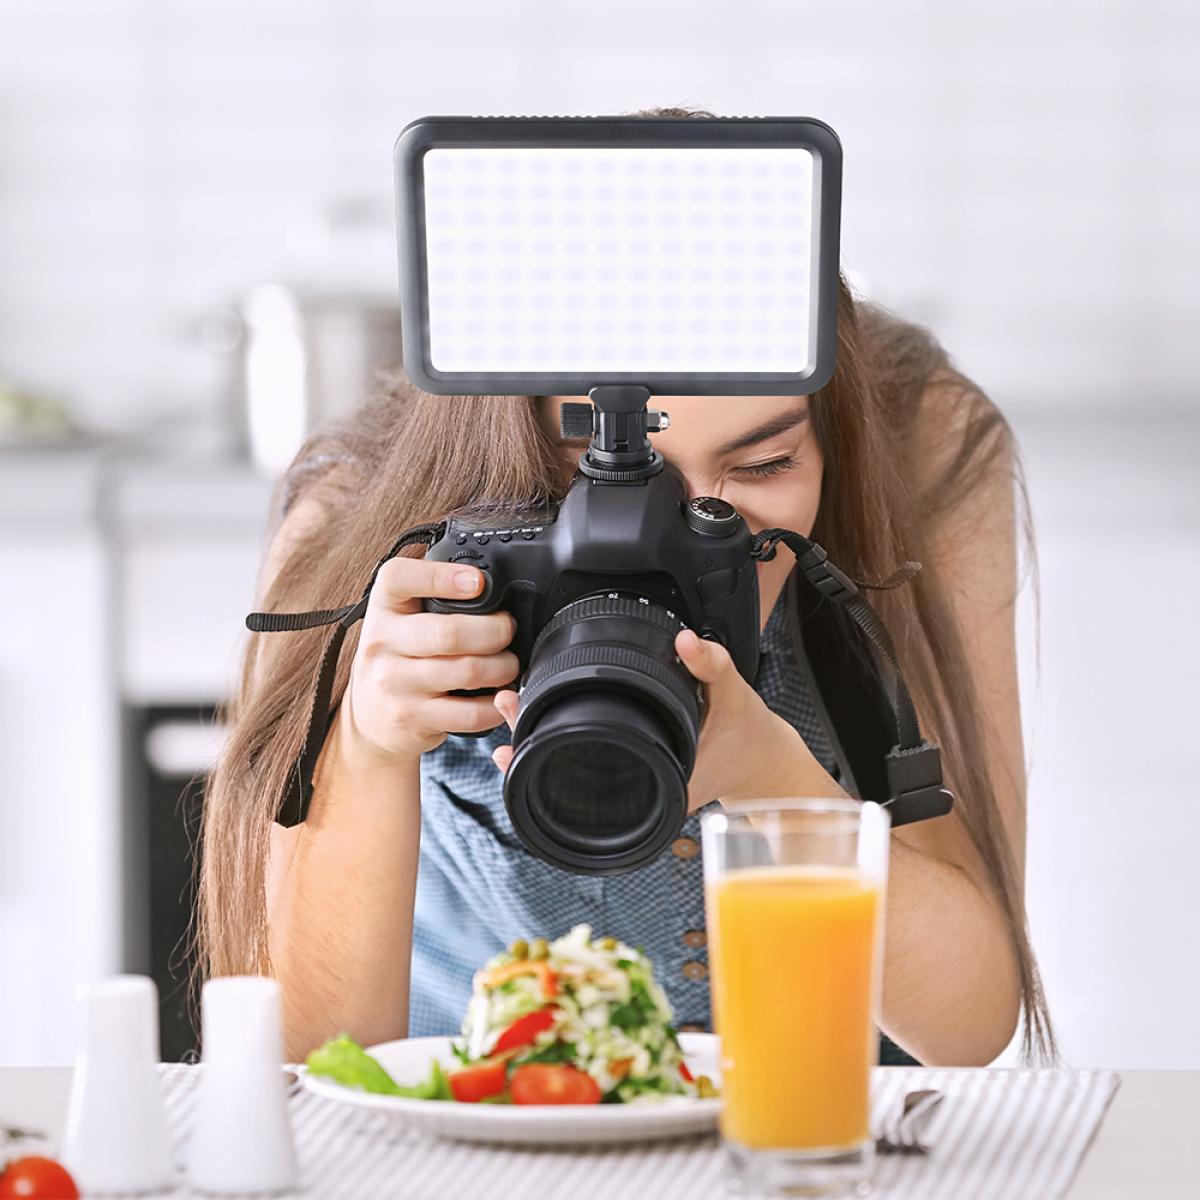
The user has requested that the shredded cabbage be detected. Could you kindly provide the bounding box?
[456,923,701,1103]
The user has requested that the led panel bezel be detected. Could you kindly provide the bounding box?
[394,115,843,397]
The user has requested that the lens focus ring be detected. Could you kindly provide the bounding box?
[539,592,685,642]
[521,640,701,722]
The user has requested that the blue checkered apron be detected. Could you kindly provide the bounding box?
[407,575,848,1031]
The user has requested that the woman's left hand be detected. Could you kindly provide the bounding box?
[489,628,828,812]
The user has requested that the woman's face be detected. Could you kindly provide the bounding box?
[536,395,823,630]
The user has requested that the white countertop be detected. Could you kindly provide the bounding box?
[2,1067,1197,1199]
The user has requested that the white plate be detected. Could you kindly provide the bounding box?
[301,1033,721,1145]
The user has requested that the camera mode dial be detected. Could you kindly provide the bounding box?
[685,495,739,537]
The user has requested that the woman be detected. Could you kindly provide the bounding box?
[197,105,1054,1066]
[195,264,1054,1067]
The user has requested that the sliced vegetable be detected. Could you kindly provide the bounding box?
[510,1063,602,1106]
[679,1061,694,1083]
[448,1052,511,1103]
[305,1033,402,1094]
[480,959,558,999]
[494,1006,557,1054]
[609,1057,634,1081]
[516,1038,577,1065]
[306,1034,453,1100]
[408,1057,455,1102]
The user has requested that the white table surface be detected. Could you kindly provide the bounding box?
[2,1067,1197,1198]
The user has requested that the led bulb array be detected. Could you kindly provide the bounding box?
[422,147,818,374]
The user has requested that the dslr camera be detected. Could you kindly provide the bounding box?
[423,386,761,874]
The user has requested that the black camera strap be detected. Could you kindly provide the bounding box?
[245,521,446,826]
[246,520,952,830]
[751,528,954,828]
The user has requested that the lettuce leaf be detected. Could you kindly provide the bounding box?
[306,1033,453,1101]
[514,1038,577,1065]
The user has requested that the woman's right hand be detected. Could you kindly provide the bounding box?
[338,556,518,765]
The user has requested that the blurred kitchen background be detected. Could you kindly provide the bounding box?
[2,0,1197,1068]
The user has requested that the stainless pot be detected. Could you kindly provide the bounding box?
[206,283,402,476]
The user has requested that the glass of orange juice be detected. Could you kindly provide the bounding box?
[700,798,890,1198]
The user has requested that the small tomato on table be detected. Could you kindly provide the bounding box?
[0,1156,80,1200]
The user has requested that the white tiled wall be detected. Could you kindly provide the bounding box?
[1009,411,1200,1070]
[1,0,1197,431]
[2,1,1198,1069]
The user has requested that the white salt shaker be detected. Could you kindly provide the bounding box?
[186,976,299,1195]
[61,975,175,1195]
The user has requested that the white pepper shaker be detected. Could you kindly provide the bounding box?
[61,975,175,1194]
[186,976,298,1195]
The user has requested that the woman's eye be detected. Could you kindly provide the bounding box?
[730,456,799,479]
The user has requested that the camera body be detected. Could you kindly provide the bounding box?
[424,461,761,686]
[422,453,761,874]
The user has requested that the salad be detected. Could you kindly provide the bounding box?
[306,924,718,1106]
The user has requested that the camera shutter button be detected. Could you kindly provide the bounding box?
[451,550,491,573]
[448,557,494,605]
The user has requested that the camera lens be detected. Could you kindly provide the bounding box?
[504,592,703,874]
[536,738,659,843]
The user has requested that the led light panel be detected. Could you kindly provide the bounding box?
[421,146,817,375]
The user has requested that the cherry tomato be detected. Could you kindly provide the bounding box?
[448,1053,511,1103]
[679,1060,694,1083]
[0,1156,80,1200]
[493,1007,557,1054]
[510,1063,602,1105]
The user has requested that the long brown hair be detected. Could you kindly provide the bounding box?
[194,109,1054,1064]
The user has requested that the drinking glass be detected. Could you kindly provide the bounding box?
[700,798,890,1198]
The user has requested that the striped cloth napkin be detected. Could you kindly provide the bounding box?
[138,1064,1118,1200]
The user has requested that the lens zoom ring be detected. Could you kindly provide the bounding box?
[542,593,684,642]
[522,641,700,715]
